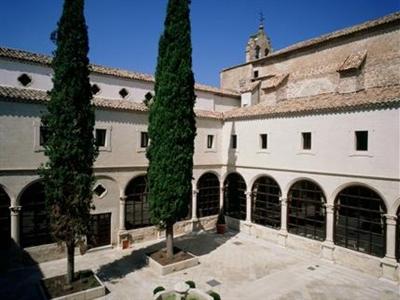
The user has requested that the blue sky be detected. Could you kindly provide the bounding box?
[0,1,399,87]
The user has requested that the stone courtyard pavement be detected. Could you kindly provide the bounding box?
[0,230,399,300]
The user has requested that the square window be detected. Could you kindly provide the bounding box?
[254,70,259,78]
[302,132,312,150]
[39,126,49,146]
[260,134,268,149]
[140,132,149,148]
[207,135,214,149]
[355,131,368,151]
[231,134,237,149]
[95,129,107,147]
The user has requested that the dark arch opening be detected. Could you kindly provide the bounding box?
[0,187,11,248]
[288,180,326,241]
[224,173,246,220]
[20,181,53,248]
[125,176,150,230]
[334,185,386,257]
[252,176,281,229]
[197,173,220,218]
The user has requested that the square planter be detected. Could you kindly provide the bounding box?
[147,250,200,275]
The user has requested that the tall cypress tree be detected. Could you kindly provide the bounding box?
[147,0,196,259]
[39,0,97,284]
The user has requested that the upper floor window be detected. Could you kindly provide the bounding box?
[207,135,214,149]
[95,129,107,147]
[39,126,49,146]
[140,132,149,148]
[231,135,237,149]
[18,73,32,86]
[253,70,259,78]
[91,84,101,95]
[260,134,268,149]
[302,132,312,150]
[355,131,368,151]
[119,88,129,99]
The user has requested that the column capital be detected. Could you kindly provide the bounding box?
[279,197,287,205]
[120,196,127,201]
[193,189,199,195]
[10,206,22,215]
[245,191,252,197]
[384,214,397,225]
[325,203,335,211]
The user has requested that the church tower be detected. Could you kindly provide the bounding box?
[245,14,272,62]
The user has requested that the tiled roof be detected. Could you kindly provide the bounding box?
[223,85,400,120]
[0,47,240,98]
[223,12,400,71]
[260,73,289,90]
[0,86,223,120]
[1,85,399,121]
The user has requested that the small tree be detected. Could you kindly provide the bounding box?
[39,0,97,285]
[147,0,196,259]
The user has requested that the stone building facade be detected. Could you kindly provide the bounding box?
[0,13,399,281]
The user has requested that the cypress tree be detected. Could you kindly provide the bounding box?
[39,0,97,285]
[147,0,196,259]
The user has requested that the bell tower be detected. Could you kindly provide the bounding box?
[246,13,272,62]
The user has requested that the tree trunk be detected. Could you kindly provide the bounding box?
[66,241,75,285]
[166,223,174,260]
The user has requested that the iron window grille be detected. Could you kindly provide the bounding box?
[125,176,151,230]
[224,173,246,220]
[197,173,220,217]
[288,180,326,241]
[334,186,386,257]
[252,177,281,229]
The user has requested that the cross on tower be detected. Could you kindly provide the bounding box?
[259,12,265,29]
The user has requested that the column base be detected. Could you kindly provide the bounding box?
[278,230,288,247]
[380,257,399,282]
[118,229,130,249]
[242,221,252,234]
[320,241,335,262]
[190,218,200,232]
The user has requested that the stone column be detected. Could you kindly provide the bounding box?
[278,197,288,247]
[380,214,398,281]
[321,203,335,261]
[119,196,127,231]
[191,189,198,221]
[245,191,252,223]
[10,206,21,246]
[219,184,224,209]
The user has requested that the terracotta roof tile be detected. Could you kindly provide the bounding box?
[0,47,240,98]
[224,85,400,120]
[0,86,223,120]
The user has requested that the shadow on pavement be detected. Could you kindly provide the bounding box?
[96,229,237,281]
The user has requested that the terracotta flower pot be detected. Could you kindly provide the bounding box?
[216,223,226,234]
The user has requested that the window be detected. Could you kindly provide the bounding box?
[119,88,129,99]
[231,135,237,149]
[197,173,220,217]
[302,132,312,150]
[95,129,107,147]
[39,126,49,146]
[93,184,107,198]
[255,46,261,59]
[207,135,214,149]
[140,132,149,148]
[17,73,32,86]
[125,176,151,230]
[260,134,268,149]
[91,84,100,95]
[224,173,247,220]
[355,131,368,151]
[254,70,259,78]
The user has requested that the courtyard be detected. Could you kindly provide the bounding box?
[0,230,398,300]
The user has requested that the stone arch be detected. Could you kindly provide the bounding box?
[334,184,387,257]
[249,173,282,193]
[19,180,53,248]
[223,172,247,220]
[196,172,220,218]
[251,175,282,229]
[331,181,389,211]
[196,170,220,187]
[287,179,327,241]
[285,177,327,201]
[124,174,150,230]
[0,185,11,248]
[121,173,147,197]
[389,196,400,216]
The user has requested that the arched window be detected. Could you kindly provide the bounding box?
[197,173,220,217]
[252,176,281,229]
[334,186,386,257]
[20,182,53,248]
[255,45,261,59]
[0,187,11,248]
[288,180,326,241]
[125,176,150,230]
[224,173,246,220]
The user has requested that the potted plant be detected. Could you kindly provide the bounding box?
[216,209,226,234]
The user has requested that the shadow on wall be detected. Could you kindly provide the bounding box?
[0,239,44,300]
[96,230,237,281]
